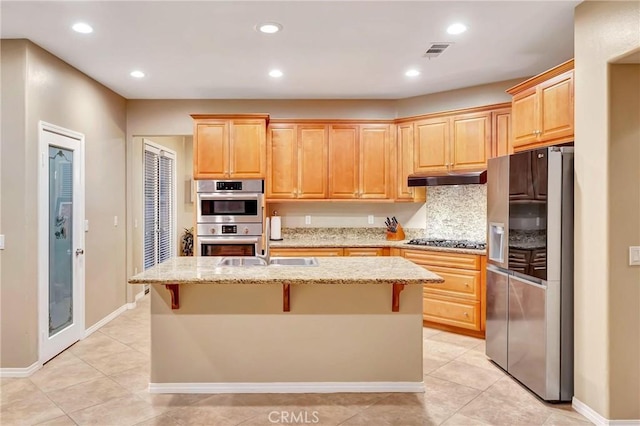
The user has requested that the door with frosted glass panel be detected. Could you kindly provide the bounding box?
[39,125,85,363]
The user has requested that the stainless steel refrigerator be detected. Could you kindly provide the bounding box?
[486,146,574,402]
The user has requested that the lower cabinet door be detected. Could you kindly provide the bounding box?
[270,248,344,257]
[423,295,481,330]
[343,247,388,256]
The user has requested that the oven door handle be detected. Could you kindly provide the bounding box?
[197,193,262,201]
[198,237,261,244]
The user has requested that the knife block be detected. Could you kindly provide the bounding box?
[386,224,406,241]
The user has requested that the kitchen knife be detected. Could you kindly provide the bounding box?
[392,217,398,225]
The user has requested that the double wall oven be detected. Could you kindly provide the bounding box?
[196,179,264,256]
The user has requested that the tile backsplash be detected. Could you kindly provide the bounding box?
[424,184,487,242]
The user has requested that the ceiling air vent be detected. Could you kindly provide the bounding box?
[423,42,453,58]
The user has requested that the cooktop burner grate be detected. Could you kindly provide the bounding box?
[406,238,486,250]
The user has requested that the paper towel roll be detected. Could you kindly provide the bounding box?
[270,215,282,240]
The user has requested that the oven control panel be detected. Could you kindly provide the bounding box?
[216,181,242,191]
[221,225,237,234]
[196,223,263,237]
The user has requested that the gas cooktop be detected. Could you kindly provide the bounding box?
[406,239,486,250]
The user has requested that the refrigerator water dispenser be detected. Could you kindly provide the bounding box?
[489,222,505,263]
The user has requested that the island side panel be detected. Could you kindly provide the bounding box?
[150,283,423,385]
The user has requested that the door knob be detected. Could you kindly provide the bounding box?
[75,249,84,255]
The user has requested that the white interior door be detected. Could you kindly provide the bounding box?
[39,122,85,364]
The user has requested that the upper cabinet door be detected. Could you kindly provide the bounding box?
[507,60,574,152]
[194,121,229,179]
[396,123,415,200]
[229,119,266,178]
[267,124,297,199]
[328,125,359,199]
[414,117,449,173]
[297,125,328,199]
[359,124,390,199]
[511,87,539,149]
[451,112,491,171]
[538,71,574,143]
[491,108,512,158]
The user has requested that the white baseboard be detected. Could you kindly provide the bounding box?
[0,362,42,378]
[83,304,128,338]
[149,381,425,394]
[127,290,146,310]
[572,397,640,425]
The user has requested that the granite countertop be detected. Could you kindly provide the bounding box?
[270,228,486,255]
[128,256,443,286]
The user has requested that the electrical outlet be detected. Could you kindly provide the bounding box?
[305,215,311,225]
[629,246,640,266]
[84,220,89,232]
[114,216,118,227]
[0,234,4,250]
[368,215,374,225]
[134,219,138,228]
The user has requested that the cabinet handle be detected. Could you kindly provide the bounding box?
[464,312,469,317]
[464,283,469,287]
[354,192,358,196]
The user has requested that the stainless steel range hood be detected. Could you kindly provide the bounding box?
[407,170,487,186]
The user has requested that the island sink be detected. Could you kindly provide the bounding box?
[269,257,319,266]
[217,256,319,267]
[217,257,268,266]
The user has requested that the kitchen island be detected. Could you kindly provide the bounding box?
[129,256,442,394]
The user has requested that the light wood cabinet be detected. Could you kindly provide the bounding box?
[414,117,449,173]
[402,249,485,335]
[396,123,426,202]
[507,60,574,152]
[450,112,491,171]
[270,247,389,257]
[267,123,327,199]
[343,247,389,256]
[328,124,391,199]
[271,247,344,257]
[491,108,512,158]
[411,105,508,174]
[192,114,268,179]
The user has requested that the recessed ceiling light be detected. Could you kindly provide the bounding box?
[72,22,93,34]
[130,70,145,78]
[258,23,283,34]
[447,23,467,35]
[269,69,283,78]
[405,69,421,77]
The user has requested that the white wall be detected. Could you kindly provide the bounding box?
[574,1,640,419]
[0,40,127,367]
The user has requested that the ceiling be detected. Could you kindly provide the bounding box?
[1,1,579,100]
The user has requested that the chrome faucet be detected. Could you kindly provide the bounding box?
[257,217,270,265]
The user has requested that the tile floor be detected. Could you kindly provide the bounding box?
[1,295,591,426]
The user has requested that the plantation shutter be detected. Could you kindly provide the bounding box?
[143,142,175,270]
[158,155,174,263]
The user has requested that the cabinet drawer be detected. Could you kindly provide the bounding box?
[422,266,480,300]
[402,250,481,270]
[343,247,388,256]
[270,248,344,257]
[423,296,481,331]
